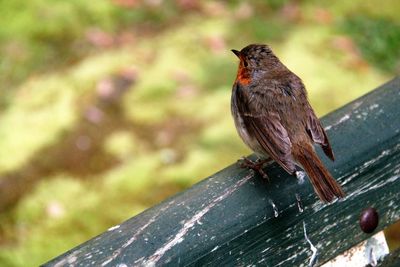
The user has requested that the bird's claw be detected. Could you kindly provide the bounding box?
[238,157,270,180]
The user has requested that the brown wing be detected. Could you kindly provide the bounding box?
[246,113,296,174]
[306,106,335,161]
[235,85,296,174]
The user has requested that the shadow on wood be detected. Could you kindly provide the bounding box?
[43,77,400,266]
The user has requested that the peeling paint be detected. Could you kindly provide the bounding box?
[270,200,279,218]
[53,250,80,267]
[324,114,350,131]
[361,149,392,170]
[141,172,254,265]
[303,221,318,267]
[296,171,305,184]
[107,225,120,231]
[211,246,219,252]
[100,201,175,266]
[369,103,379,110]
[296,194,304,213]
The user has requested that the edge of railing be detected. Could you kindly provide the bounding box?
[43,77,400,267]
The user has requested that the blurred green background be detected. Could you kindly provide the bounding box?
[0,0,399,266]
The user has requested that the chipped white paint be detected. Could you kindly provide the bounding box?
[355,110,370,120]
[324,240,333,247]
[101,200,175,266]
[270,201,279,218]
[361,149,391,170]
[133,257,145,264]
[142,172,254,266]
[346,173,400,200]
[276,248,305,266]
[337,114,350,124]
[53,250,79,267]
[340,144,400,200]
[101,222,152,266]
[322,231,389,267]
[303,221,318,267]
[68,256,77,265]
[107,225,120,231]
[311,201,327,212]
[319,221,338,234]
[352,101,363,110]
[258,258,266,263]
[325,101,381,130]
[369,103,379,110]
[340,172,359,186]
[324,114,350,131]
[261,247,270,253]
[211,246,219,252]
[296,194,304,213]
[296,171,305,184]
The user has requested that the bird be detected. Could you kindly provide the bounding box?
[230,44,345,202]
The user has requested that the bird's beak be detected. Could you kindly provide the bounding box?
[231,49,240,58]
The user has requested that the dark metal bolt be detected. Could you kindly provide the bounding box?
[359,207,379,233]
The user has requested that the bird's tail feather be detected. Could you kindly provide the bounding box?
[294,143,345,202]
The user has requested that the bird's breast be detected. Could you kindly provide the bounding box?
[231,83,260,152]
[235,66,251,85]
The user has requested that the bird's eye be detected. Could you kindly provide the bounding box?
[243,60,248,67]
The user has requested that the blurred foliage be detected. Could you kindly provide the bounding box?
[0,0,188,109]
[0,0,398,266]
[341,15,400,72]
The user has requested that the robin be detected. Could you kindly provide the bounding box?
[231,44,345,202]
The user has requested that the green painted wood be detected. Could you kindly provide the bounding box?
[43,77,400,267]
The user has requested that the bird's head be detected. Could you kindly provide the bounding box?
[232,44,277,85]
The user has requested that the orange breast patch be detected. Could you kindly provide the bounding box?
[235,65,251,85]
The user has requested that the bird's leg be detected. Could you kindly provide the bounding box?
[238,156,271,180]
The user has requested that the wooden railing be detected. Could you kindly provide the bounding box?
[43,77,400,266]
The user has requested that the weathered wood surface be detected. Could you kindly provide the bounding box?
[44,77,400,267]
